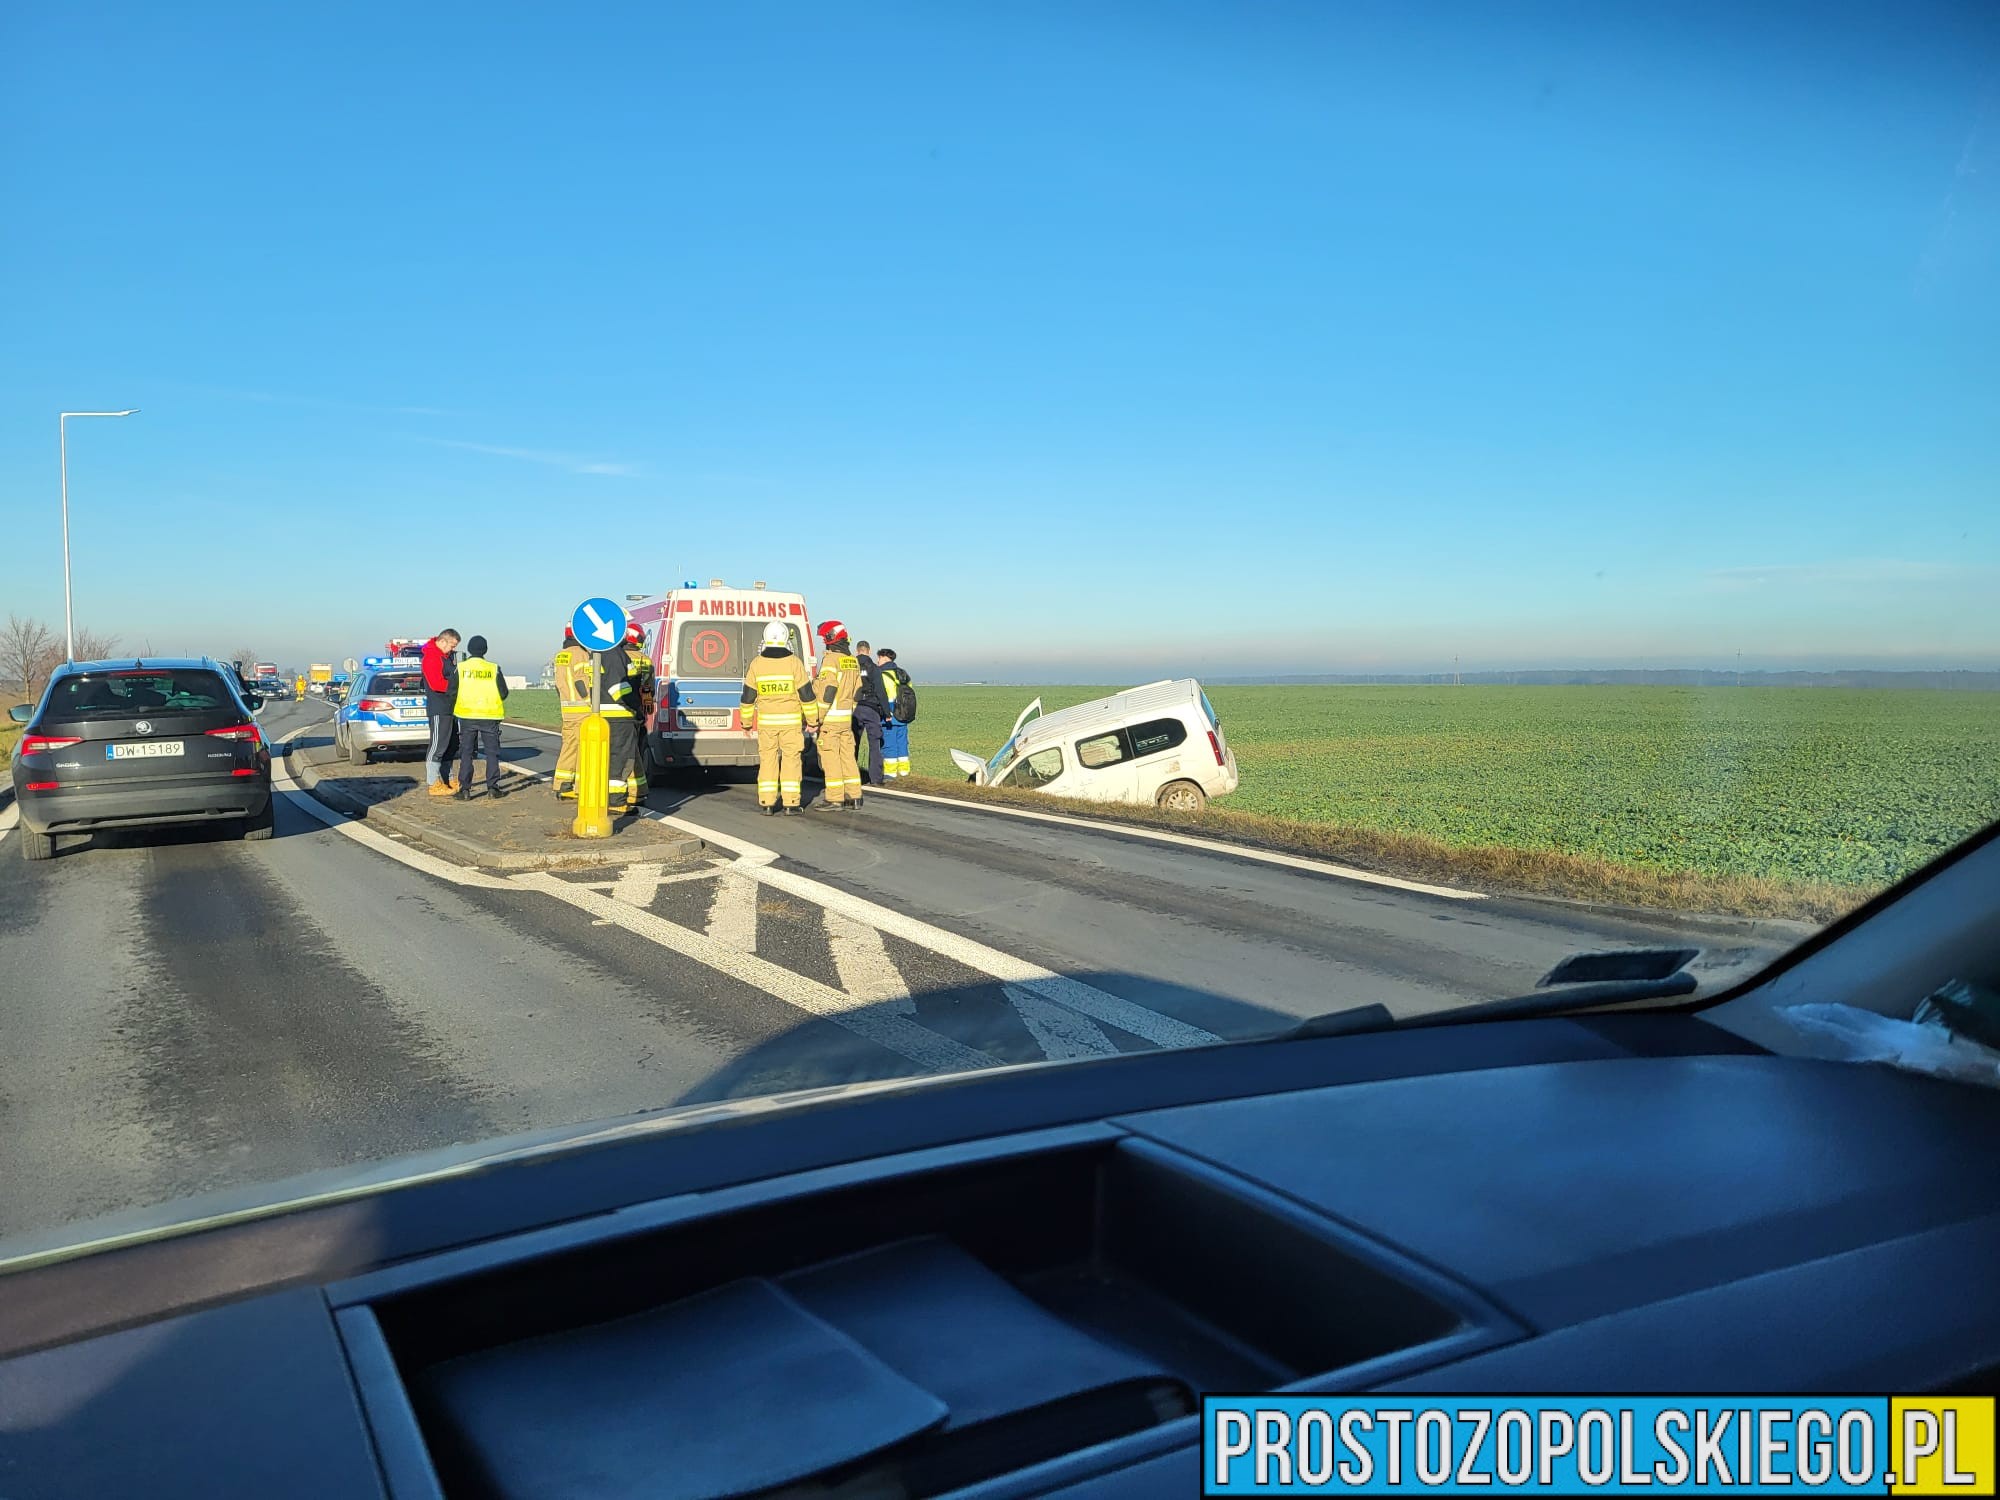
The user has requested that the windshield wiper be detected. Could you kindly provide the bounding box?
[1285,946,1701,1039]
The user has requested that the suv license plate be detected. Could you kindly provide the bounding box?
[109,741,184,759]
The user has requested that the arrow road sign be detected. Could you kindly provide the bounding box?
[571,596,630,650]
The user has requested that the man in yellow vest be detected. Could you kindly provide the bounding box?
[739,620,820,815]
[452,635,510,801]
[810,619,865,810]
[552,626,590,800]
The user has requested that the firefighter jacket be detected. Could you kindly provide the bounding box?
[740,649,819,729]
[814,649,864,721]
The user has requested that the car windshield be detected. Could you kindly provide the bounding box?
[3,4,1997,1263]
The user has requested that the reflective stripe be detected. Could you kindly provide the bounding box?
[823,709,852,721]
[757,714,802,725]
[780,780,801,791]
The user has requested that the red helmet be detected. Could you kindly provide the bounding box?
[816,619,845,642]
[625,622,645,644]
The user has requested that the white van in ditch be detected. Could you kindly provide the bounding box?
[949,679,1240,812]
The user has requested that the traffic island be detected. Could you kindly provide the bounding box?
[284,738,703,872]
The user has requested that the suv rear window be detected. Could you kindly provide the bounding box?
[41,670,235,722]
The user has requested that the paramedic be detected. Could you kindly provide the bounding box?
[740,621,820,814]
[876,647,912,778]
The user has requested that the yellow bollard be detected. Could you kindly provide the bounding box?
[572,711,614,838]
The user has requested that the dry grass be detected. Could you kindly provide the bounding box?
[894,774,1865,924]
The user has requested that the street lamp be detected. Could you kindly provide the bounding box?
[59,409,138,661]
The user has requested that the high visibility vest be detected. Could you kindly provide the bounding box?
[455,657,505,719]
[741,651,816,727]
[815,653,862,720]
[555,647,591,715]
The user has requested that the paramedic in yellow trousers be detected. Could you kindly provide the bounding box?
[739,621,820,814]
[810,619,865,810]
[552,627,589,800]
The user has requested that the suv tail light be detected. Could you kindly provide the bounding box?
[205,723,263,744]
[1207,730,1225,766]
[18,734,82,755]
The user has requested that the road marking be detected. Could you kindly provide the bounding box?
[825,912,914,1013]
[515,872,999,1074]
[731,856,1222,1050]
[704,870,760,953]
[0,801,16,844]
[1005,984,1119,1059]
[271,727,512,889]
[506,721,561,737]
[869,785,1487,901]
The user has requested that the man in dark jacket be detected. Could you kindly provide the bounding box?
[852,640,890,789]
[421,628,460,796]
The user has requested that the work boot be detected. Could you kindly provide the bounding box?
[453,787,470,802]
[763,804,779,816]
[428,781,455,797]
[489,786,506,802]
[782,806,801,817]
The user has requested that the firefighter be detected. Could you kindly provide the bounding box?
[739,620,820,814]
[552,626,591,800]
[625,621,654,805]
[810,619,865,809]
[595,640,643,813]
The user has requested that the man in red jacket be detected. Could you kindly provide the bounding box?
[421,629,461,795]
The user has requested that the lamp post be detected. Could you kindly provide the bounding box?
[59,409,139,660]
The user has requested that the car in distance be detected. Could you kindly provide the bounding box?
[333,658,428,764]
[7,658,273,861]
[949,678,1240,812]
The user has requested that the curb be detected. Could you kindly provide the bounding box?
[283,731,702,872]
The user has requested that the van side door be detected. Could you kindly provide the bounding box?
[1122,713,1197,801]
[1065,726,1142,804]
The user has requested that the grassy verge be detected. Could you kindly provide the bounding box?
[505,687,562,729]
[889,774,1863,925]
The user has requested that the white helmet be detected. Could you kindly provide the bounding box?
[761,621,790,647]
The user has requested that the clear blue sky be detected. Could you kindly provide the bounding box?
[3,1,1995,681]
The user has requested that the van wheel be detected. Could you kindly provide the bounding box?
[18,824,55,861]
[1155,779,1207,814]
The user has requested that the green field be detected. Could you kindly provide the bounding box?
[508,684,2000,908]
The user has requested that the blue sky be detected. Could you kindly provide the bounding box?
[2,0,1995,681]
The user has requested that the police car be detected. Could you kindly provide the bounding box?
[333,654,431,765]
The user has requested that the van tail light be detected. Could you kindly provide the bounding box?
[205,723,263,744]
[19,734,82,755]
[1207,730,1225,766]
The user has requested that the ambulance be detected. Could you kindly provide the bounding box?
[632,580,817,773]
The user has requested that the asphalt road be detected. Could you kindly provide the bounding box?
[0,697,1804,1255]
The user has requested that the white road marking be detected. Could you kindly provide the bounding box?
[738,859,1221,1050]
[825,912,915,1014]
[0,801,17,843]
[704,870,760,953]
[871,785,1487,901]
[515,872,999,1074]
[1005,984,1119,1059]
[271,726,512,889]
[506,721,562,737]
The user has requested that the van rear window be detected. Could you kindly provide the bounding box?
[1129,717,1188,758]
[672,621,805,677]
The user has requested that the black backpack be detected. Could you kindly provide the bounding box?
[889,666,917,723]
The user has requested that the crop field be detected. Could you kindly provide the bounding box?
[506,684,2000,915]
[904,686,2000,896]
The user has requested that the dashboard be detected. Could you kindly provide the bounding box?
[3,1006,1998,1500]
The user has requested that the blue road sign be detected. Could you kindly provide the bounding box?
[571,596,630,651]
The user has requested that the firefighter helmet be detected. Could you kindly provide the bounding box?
[761,621,790,647]
[817,619,845,642]
[626,621,645,645]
